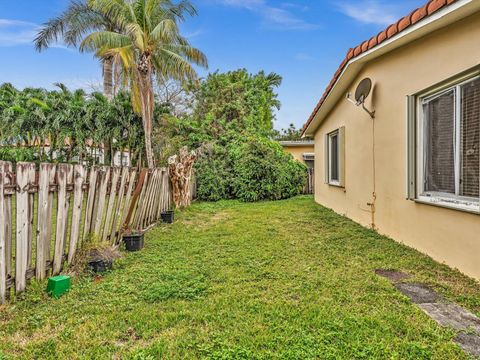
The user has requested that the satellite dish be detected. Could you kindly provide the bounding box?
[345,78,375,118]
[354,78,372,105]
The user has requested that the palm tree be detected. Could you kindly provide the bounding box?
[81,0,208,168]
[34,1,119,100]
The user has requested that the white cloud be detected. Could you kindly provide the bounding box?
[219,0,318,30]
[0,18,70,49]
[336,1,402,26]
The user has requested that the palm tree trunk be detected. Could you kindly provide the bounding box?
[103,57,114,164]
[138,68,155,169]
[103,57,114,101]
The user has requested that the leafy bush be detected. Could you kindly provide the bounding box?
[195,145,233,201]
[230,138,307,202]
[195,137,307,202]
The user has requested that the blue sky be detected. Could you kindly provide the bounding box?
[0,0,426,130]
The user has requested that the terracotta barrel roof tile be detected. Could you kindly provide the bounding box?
[398,15,412,31]
[368,36,378,49]
[412,5,428,23]
[428,0,447,14]
[386,24,399,38]
[377,30,388,43]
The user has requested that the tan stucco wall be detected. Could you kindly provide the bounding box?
[283,145,314,164]
[313,13,480,280]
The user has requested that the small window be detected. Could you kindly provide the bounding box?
[325,127,345,187]
[412,76,480,212]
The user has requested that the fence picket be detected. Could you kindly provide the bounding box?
[83,166,98,239]
[0,171,6,303]
[36,163,56,280]
[53,164,72,275]
[118,169,137,243]
[68,165,86,264]
[133,171,149,230]
[15,162,36,293]
[110,167,129,243]
[0,162,13,280]
[102,167,120,242]
[93,167,110,237]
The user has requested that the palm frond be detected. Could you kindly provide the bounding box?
[80,31,131,52]
[149,19,178,44]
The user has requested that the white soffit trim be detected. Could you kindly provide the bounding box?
[303,0,480,136]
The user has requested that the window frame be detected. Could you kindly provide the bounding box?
[325,128,345,187]
[416,75,480,213]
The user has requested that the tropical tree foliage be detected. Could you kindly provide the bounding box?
[153,69,307,202]
[0,83,143,165]
[34,0,120,100]
[81,0,208,168]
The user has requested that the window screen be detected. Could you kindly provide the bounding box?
[424,90,455,194]
[461,78,480,197]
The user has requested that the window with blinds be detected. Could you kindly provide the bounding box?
[420,76,480,203]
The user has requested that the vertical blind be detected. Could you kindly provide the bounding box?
[461,78,480,197]
[424,90,455,194]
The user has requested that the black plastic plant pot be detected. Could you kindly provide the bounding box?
[88,259,113,273]
[161,210,174,224]
[123,233,145,252]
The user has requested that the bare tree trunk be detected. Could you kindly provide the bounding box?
[103,57,114,101]
[168,147,196,209]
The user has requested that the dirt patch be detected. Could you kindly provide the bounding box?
[375,269,410,283]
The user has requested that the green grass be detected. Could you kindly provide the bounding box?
[0,196,479,359]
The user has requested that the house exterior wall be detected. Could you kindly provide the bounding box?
[313,13,480,279]
[283,145,315,164]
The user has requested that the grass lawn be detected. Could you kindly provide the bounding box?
[0,196,479,359]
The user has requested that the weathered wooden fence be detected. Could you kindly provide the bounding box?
[0,161,172,303]
[304,168,315,195]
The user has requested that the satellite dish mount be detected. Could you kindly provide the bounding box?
[346,78,375,119]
